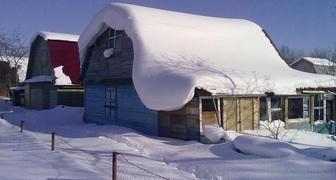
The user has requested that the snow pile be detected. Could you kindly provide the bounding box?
[234,135,299,158]
[78,3,336,111]
[23,75,54,83]
[203,124,232,142]
[54,65,72,85]
[31,31,79,43]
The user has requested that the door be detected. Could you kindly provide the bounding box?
[105,87,117,122]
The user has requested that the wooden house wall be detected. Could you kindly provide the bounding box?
[24,83,57,110]
[314,65,336,75]
[158,97,200,141]
[222,98,259,131]
[82,29,134,82]
[24,84,30,108]
[85,82,158,136]
[26,36,53,79]
[290,61,316,73]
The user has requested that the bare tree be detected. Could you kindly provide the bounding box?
[0,29,29,86]
[278,45,304,65]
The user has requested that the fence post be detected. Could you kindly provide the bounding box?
[51,132,55,151]
[1,114,3,119]
[113,152,118,180]
[20,121,24,132]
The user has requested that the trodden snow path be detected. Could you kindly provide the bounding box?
[0,118,197,180]
[0,120,108,180]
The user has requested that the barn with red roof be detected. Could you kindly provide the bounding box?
[24,31,83,110]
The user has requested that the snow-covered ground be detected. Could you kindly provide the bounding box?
[1,102,336,180]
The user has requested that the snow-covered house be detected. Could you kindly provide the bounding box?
[79,3,336,141]
[24,31,84,110]
[290,57,336,75]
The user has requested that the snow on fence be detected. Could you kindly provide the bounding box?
[0,118,170,180]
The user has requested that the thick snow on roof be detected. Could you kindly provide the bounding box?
[79,3,336,111]
[31,31,79,43]
[291,57,334,66]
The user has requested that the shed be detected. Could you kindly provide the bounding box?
[24,31,84,110]
[79,3,336,142]
[290,57,336,75]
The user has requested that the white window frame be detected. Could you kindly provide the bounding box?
[108,28,122,50]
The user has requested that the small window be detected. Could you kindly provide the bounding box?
[202,99,218,112]
[313,94,325,121]
[259,97,282,121]
[288,98,304,119]
[108,28,122,50]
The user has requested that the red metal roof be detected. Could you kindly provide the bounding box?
[47,40,81,84]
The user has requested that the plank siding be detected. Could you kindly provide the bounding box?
[158,97,200,141]
[26,37,53,79]
[222,98,260,131]
[85,83,158,136]
[83,29,134,82]
[28,83,57,110]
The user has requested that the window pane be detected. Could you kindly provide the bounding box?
[202,99,217,112]
[109,29,115,37]
[314,94,323,107]
[116,30,122,36]
[271,97,281,108]
[115,36,122,49]
[259,97,268,121]
[108,39,114,49]
[288,98,303,119]
[314,109,324,121]
[271,110,281,121]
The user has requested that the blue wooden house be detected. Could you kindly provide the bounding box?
[79,3,336,141]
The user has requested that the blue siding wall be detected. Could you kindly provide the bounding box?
[85,83,158,136]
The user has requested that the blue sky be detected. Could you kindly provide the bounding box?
[0,0,335,53]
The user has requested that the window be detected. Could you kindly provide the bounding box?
[260,97,281,121]
[288,98,304,119]
[108,28,122,50]
[202,99,218,112]
[313,94,325,121]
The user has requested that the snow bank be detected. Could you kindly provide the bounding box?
[1,102,336,179]
[31,31,79,43]
[54,65,72,85]
[203,124,232,142]
[234,135,298,158]
[79,3,336,111]
[24,75,54,83]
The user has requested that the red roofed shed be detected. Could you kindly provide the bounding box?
[24,31,84,110]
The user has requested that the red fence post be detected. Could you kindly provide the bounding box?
[113,152,118,180]
[51,132,55,151]
[20,121,24,132]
